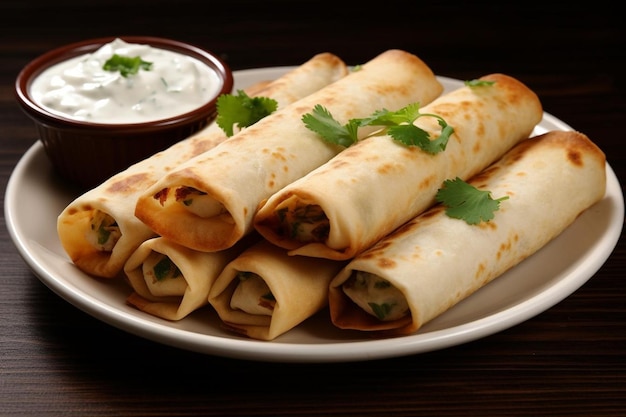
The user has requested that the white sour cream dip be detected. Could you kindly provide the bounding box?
[30,38,223,123]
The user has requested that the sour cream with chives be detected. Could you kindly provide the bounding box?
[30,38,222,123]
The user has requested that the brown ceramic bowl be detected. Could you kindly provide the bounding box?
[15,36,233,190]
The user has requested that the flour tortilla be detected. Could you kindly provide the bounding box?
[254,73,543,260]
[208,240,345,340]
[328,130,607,334]
[134,49,443,253]
[56,52,348,278]
[124,236,255,320]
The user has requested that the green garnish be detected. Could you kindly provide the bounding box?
[96,225,111,245]
[360,103,454,153]
[368,302,395,320]
[301,105,361,147]
[102,54,152,77]
[216,90,278,137]
[302,102,454,154]
[435,177,509,225]
[90,211,119,247]
[153,256,181,281]
[464,79,496,87]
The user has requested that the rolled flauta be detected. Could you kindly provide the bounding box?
[56,52,349,279]
[328,130,607,335]
[134,49,444,253]
[124,235,256,320]
[208,240,346,340]
[253,73,544,260]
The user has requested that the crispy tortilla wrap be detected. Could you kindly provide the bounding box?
[208,240,345,340]
[134,49,444,252]
[328,130,607,334]
[56,52,348,279]
[124,235,256,320]
[254,73,543,260]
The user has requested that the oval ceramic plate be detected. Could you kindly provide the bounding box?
[5,68,624,363]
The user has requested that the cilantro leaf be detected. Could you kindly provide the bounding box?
[302,102,454,153]
[388,119,453,153]
[368,302,395,320]
[464,79,496,87]
[153,256,181,281]
[358,103,422,126]
[387,124,432,148]
[435,177,509,225]
[301,104,359,147]
[102,54,152,77]
[216,90,278,137]
[358,103,453,152]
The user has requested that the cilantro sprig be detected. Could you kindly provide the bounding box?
[435,177,509,225]
[360,103,454,153]
[102,54,152,77]
[302,102,454,154]
[464,79,496,87]
[216,90,278,137]
[301,105,361,147]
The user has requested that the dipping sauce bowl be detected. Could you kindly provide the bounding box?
[15,36,233,189]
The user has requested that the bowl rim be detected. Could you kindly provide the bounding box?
[14,35,234,131]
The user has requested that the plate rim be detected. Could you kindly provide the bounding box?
[5,67,624,363]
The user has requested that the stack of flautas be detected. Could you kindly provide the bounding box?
[55,49,607,342]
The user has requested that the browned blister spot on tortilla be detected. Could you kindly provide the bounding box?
[496,240,511,260]
[368,81,411,101]
[376,257,397,270]
[478,221,497,231]
[107,172,151,194]
[418,174,437,191]
[409,249,426,262]
[472,135,483,156]
[267,172,277,188]
[548,130,606,169]
[270,149,287,162]
[495,232,519,262]
[457,102,476,122]
[475,262,486,280]
[374,161,390,175]
[322,145,366,169]
[567,149,584,167]
[173,166,199,182]
[328,159,351,171]
[189,136,222,156]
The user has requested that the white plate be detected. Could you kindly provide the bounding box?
[6,67,624,363]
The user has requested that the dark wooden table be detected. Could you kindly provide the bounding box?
[2,1,625,415]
